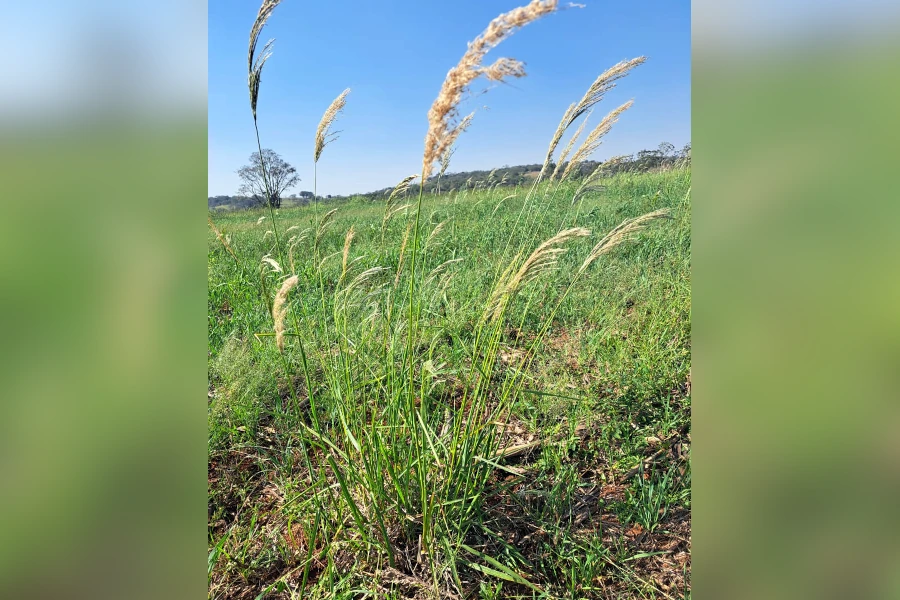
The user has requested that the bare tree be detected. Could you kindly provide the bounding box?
[236,149,299,208]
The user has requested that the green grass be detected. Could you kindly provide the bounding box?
[208,168,691,599]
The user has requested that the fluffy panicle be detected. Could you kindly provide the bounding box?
[341,226,355,282]
[578,209,671,274]
[387,174,419,205]
[248,0,281,120]
[560,100,633,180]
[272,275,299,352]
[540,56,645,177]
[422,0,559,181]
[485,227,591,322]
[314,88,350,162]
[261,255,283,273]
[383,175,419,236]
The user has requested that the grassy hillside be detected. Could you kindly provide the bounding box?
[208,168,691,598]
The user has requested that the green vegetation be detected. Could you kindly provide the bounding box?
[208,2,689,598]
[208,168,691,598]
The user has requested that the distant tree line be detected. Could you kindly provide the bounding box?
[209,142,689,210]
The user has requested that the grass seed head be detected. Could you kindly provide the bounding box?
[540,56,645,177]
[341,225,356,281]
[579,209,672,274]
[485,227,590,322]
[248,0,281,120]
[560,100,633,180]
[314,88,350,162]
[422,0,559,181]
[272,275,299,352]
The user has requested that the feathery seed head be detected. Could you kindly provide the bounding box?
[560,100,633,180]
[341,226,356,280]
[261,255,283,273]
[314,88,350,162]
[578,209,671,274]
[540,56,645,177]
[422,0,559,181]
[485,227,590,322]
[248,0,281,120]
[272,275,299,352]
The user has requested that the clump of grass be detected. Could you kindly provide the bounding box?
[208,1,687,597]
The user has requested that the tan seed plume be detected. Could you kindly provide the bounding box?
[485,227,591,322]
[540,56,645,177]
[560,100,632,180]
[248,0,281,120]
[341,226,355,282]
[261,255,283,273]
[314,88,350,162]
[422,0,559,181]
[578,209,671,274]
[272,275,299,352]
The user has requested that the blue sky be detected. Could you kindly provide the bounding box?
[209,1,690,197]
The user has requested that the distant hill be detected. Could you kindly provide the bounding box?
[209,142,689,210]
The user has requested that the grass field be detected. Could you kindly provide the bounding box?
[208,167,691,599]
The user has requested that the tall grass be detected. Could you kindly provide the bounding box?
[208,1,677,596]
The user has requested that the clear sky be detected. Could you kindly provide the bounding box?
[209,1,691,197]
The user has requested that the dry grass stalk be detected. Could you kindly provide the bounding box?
[314,88,350,162]
[550,109,591,181]
[485,227,591,321]
[257,216,267,225]
[248,0,281,120]
[560,100,632,180]
[540,56,645,177]
[272,275,299,352]
[578,209,671,274]
[422,0,559,181]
